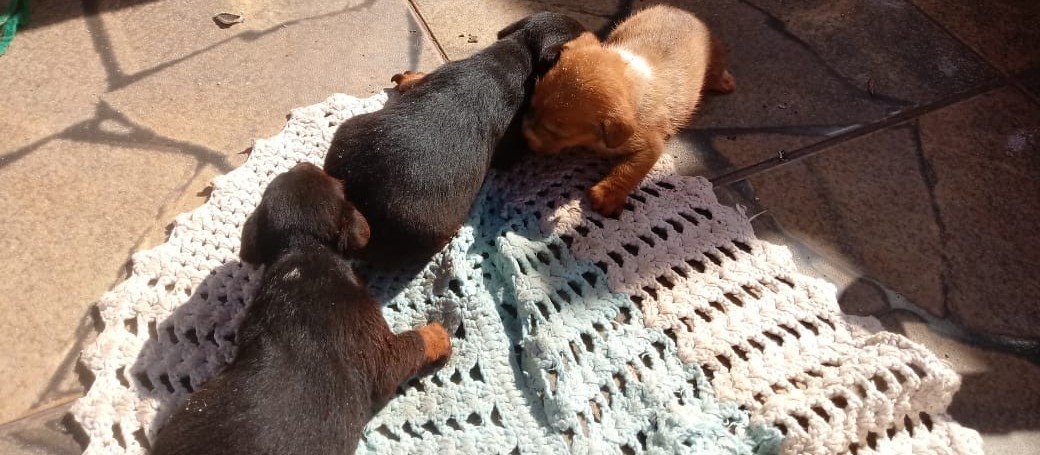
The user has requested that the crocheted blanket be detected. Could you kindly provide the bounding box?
[72,93,983,455]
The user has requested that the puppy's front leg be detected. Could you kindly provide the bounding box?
[588,133,665,216]
[390,71,427,93]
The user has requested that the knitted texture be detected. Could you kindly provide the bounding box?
[72,93,982,455]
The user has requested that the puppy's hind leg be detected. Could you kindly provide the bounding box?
[391,71,427,93]
[372,322,452,406]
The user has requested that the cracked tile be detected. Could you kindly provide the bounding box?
[917,86,1040,338]
[740,124,946,317]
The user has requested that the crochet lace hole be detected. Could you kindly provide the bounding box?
[449,369,462,384]
[446,418,462,431]
[134,370,154,391]
[704,252,722,266]
[685,258,705,273]
[547,371,558,393]
[909,362,928,379]
[654,275,674,288]
[811,405,829,420]
[651,226,669,241]
[622,243,639,256]
[720,247,737,261]
[637,431,647,449]
[715,355,732,370]
[871,376,889,393]
[656,181,675,190]
[600,385,613,406]
[588,400,602,422]
[665,218,684,233]
[778,275,796,288]
[595,261,609,273]
[179,376,194,393]
[866,432,878,450]
[159,374,175,394]
[919,413,934,431]
[694,208,713,220]
[402,422,421,438]
[764,331,783,345]
[795,414,810,430]
[491,406,505,427]
[620,444,636,455]
[111,423,126,448]
[637,235,655,247]
[608,251,625,266]
[724,293,743,307]
[678,212,699,225]
[904,415,916,436]
[469,364,484,382]
[615,306,632,324]
[581,333,594,352]
[123,318,138,335]
[642,186,660,197]
[741,284,762,299]
[165,326,178,344]
[422,421,441,436]
[115,367,130,388]
[133,428,151,451]
[832,396,849,408]
[466,412,482,426]
[733,240,752,253]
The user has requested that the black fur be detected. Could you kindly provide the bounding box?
[152,163,447,455]
[324,12,586,265]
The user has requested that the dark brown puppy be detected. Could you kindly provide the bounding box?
[324,12,586,265]
[151,163,451,455]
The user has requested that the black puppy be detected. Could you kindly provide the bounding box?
[151,163,452,455]
[324,12,586,264]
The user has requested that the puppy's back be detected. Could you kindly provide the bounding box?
[607,5,714,133]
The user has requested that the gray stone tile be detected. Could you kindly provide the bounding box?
[736,86,1040,339]
[917,86,1040,338]
[0,0,444,423]
[0,403,83,455]
[911,0,1040,75]
[744,124,946,317]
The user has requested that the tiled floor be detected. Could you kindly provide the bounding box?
[1,0,1038,453]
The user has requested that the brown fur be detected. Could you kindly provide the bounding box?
[523,5,736,216]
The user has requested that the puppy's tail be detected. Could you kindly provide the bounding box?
[595,0,635,40]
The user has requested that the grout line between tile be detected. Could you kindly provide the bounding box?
[405,0,450,63]
[710,80,1004,186]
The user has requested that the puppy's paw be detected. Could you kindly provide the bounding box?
[708,70,737,94]
[391,71,426,93]
[588,182,628,217]
[418,322,452,366]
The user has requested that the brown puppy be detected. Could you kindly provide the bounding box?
[522,5,736,216]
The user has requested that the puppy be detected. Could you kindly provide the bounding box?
[522,5,736,216]
[324,12,586,265]
[151,163,452,455]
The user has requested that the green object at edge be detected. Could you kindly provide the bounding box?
[0,0,29,55]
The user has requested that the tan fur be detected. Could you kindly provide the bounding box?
[391,70,427,93]
[523,5,736,216]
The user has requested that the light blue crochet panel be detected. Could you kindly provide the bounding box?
[360,169,782,455]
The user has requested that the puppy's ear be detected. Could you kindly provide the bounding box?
[497,16,530,39]
[337,204,371,254]
[601,114,636,148]
[239,211,265,265]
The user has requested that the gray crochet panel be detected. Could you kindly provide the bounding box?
[72,93,981,455]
